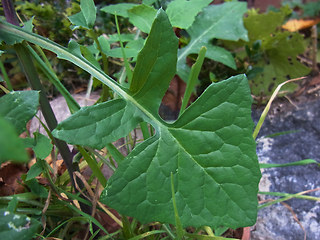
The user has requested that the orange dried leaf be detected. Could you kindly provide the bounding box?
[282,18,320,32]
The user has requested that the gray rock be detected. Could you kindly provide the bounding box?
[252,99,320,240]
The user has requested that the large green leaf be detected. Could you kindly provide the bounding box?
[177,2,248,81]
[0,91,39,134]
[101,75,260,229]
[0,209,40,239]
[166,0,212,29]
[0,10,260,229]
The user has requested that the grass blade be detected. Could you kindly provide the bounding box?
[253,76,306,140]
[260,159,319,168]
[170,172,184,240]
[179,46,207,117]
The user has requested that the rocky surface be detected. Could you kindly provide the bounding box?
[252,98,320,240]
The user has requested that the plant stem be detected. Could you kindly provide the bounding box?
[115,14,133,84]
[140,121,151,140]
[26,44,80,113]
[87,28,112,102]
[0,58,13,91]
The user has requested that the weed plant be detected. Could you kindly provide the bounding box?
[0,0,318,239]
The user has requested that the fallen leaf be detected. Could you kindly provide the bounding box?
[282,18,320,32]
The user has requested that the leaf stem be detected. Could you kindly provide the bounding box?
[26,44,80,113]
[115,14,133,84]
[0,58,13,91]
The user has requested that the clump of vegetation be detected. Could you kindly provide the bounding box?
[0,0,318,239]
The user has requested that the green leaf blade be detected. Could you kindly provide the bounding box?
[101,75,261,229]
[33,133,53,159]
[0,91,39,134]
[130,9,178,117]
[52,99,143,149]
[0,117,28,164]
[127,4,157,33]
[80,0,96,28]
[244,9,311,95]
[100,3,138,18]
[177,2,248,80]
[166,0,212,29]
[68,12,89,30]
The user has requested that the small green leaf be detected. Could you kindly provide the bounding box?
[7,197,18,212]
[245,10,286,43]
[68,0,96,29]
[52,99,143,149]
[177,2,248,80]
[106,38,144,59]
[25,178,48,198]
[80,45,101,70]
[0,19,33,45]
[0,91,39,134]
[26,160,43,181]
[33,133,53,159]
[67,40,83,57]
[100,3,138,18]
[68,11,88,30]
[0,117,28,164]
[97,36,110,53]
[128,4,157,33]
[80,0,96,28]
[0,209,40,239]
[107,33,135,43]
[166,0,212,29]
[23,17,34,32]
